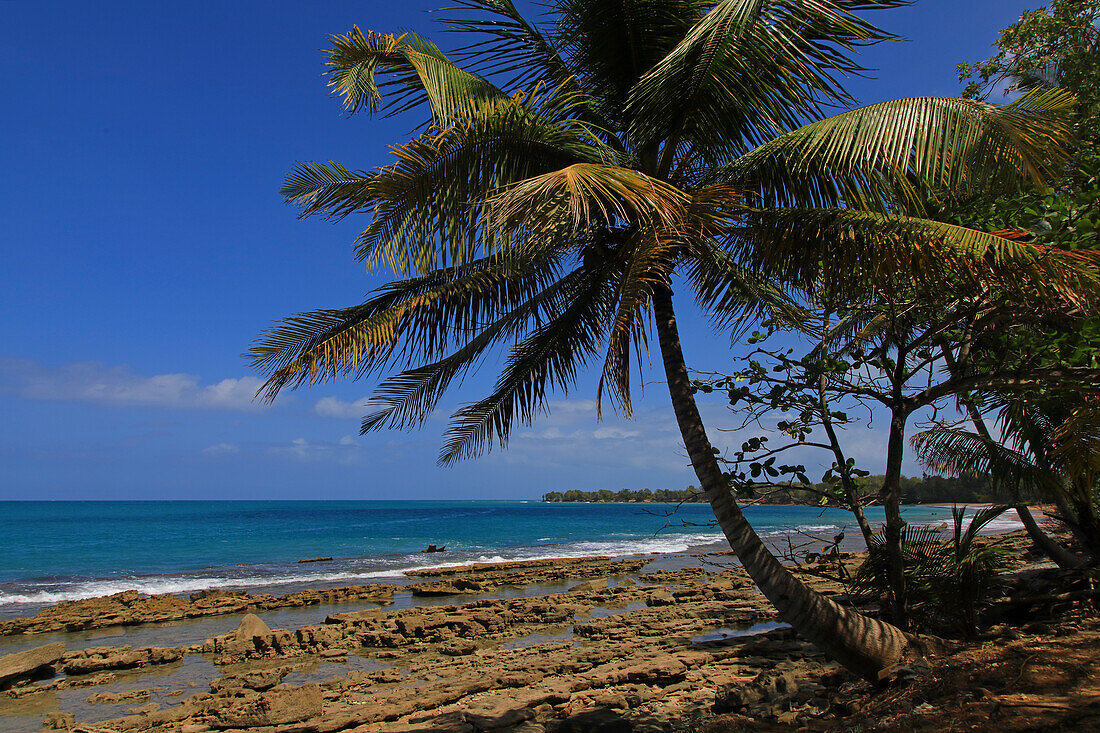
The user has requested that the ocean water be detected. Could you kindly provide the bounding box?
[0,501,1019,615]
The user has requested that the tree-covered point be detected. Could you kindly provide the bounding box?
[541,474,999,504]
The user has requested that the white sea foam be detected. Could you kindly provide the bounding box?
[0,569,385,606]
[0,531,725,608]
[0,512,1023,608]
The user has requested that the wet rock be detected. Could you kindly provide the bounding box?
[208,683,322,728]
[6,678,63,698]
[0,641,64,689]
[389,714,475,733]
[210,666,292,693]
[61,645,184,674]
[42,712,75,730]
[0,584,396,637]
[87,689,151,704]
[569,578,609,594]
[411,579,487,597]
[441,640,478,656]
[66,671,117,687]
[236,613,271,640]
[644,590,675,607]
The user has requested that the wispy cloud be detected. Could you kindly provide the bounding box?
[500,399,691,473]
[270,436,363,464]
[0,358,266,411]
[202,442,241,455]
[314,395,369,419]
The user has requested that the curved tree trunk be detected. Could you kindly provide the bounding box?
[1015,504,1085,569]
[651,286,921,682]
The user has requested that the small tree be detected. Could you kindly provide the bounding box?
[698,260,1100,628]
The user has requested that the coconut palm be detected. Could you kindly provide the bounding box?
[250,0,1091,680]
[914,396,1100,565]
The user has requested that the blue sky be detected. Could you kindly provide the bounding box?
[0,0,1038,500]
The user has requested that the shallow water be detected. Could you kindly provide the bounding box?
[691,621,790,645]
[1,501,1002,613]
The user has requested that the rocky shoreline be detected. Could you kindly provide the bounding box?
[1,534,1097,732]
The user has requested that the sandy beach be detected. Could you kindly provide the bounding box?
[3,529,1098,732]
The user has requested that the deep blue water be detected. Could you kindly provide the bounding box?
[0,501,1015,611]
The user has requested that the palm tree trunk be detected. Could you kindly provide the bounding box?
[651,285,921,682]
[1015,504,1084,569]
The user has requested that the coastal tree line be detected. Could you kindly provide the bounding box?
[253,0,1099,684]
[541,473,1001,504]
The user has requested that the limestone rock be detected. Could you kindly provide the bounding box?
[569,578,609,594]
[235,613,271,641]
[61,645,184,674]
[0,641,64,689]
[440,640,478,656]
[557,707,633,732]
[0,584,396,637]
[209,683,322,728]
[87,689,151,704]
[42,712,75,730]
[463,703,535,730]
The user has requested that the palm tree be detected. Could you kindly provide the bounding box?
[250,0,1087,680]
[914,396,1100,566]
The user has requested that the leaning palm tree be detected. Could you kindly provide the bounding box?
[250,0,1090,680]
[914,396,1100,566]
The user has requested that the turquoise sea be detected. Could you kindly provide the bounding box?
[0,501,1019,616]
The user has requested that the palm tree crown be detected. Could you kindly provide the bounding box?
[251,0,1083,465]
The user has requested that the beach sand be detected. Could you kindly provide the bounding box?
[1,530,1097,732]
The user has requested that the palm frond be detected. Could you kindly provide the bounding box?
[249,246,569,401]
[628,0,904,162]
[714,89,1077,212]
[596,231,677,418]
[953,504,1010,561]
[281,161,373,220]
[685,240,805,336]
[734,208,1100,307]
[490,163,690,234]
[285,90,617,274]
[441,1,577,95]
[360,267,589,432]
[911,427,1053,495]
[325,27,504,121]
[439,261,619,464]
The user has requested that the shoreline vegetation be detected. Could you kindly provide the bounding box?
[2,528,1097,731]
[542,473,1004,505]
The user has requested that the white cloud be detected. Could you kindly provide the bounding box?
[0,359,265,411]
[500,398,689,473]
[203,442,241,455]
[593,427,641,440]
[270,436,362,464]
[314,396,369,419]
[338,434,359,446]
